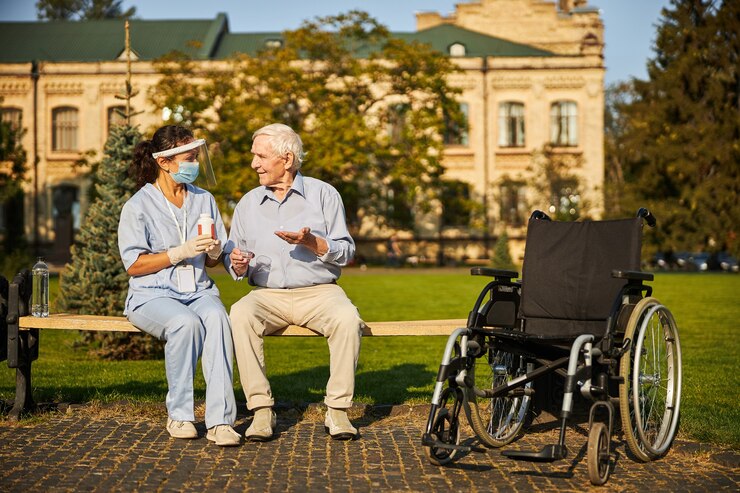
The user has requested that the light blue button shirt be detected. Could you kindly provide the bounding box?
[225,173,355,288]
[118,183,227,315]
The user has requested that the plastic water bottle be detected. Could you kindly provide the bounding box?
[32,257,49,317]
[197,213,215,238]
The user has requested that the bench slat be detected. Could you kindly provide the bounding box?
[19,314,466,337]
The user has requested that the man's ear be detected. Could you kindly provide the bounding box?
[284,152,295,170]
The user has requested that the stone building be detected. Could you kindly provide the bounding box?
[0,0,603,264]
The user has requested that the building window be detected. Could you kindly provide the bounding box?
[444,103,469,146]
[498,102,525,147]
[499,181,526,227]
[383,180,414,229]
[387,104,408,145]
[107,106,126,135]
[52,106,79,151]
[441,180,472,227]
[449,42,466,57]
[1,107,22,130]
[550,100,578,146]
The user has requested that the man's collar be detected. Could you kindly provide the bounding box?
[259,172,305,203]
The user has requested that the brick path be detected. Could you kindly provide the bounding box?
[0,403,737,492]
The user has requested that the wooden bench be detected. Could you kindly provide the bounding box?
[2,272,465,420]
[18,314,465,337]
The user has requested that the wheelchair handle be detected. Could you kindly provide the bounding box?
[637,208,657,227]
[530,210,552,221]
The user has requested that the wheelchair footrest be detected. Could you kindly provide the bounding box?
[501,444,568,462]
[422,436,486,454]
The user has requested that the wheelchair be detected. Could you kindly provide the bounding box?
[421,209,682,485]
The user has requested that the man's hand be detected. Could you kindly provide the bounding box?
[275,227,328,256]
[229,248,254,277]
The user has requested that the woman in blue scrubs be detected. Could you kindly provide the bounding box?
[118,125,239,446]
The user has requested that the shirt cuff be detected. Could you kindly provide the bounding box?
[317,238,338,263]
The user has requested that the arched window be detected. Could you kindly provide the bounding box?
[107,105,126,135]
[449,43,466,57]
[444,102,469,146]
[550,101,578,146]
[52,106,79,151]
[498,102,525,147]
[1,107,22,130]
[264,39,283,49]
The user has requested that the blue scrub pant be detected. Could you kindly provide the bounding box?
[128,294,237,429]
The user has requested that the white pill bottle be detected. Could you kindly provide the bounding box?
[197,213,215,238]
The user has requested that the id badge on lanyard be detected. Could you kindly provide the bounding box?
[157,183,196,293]
[176,264,196,293]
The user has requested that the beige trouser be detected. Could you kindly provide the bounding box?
[230,283,363,410]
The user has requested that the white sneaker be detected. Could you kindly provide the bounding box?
[324,408,357,440]
[207,424,241,446]
[244,408,276,442]
[166,418,197,439]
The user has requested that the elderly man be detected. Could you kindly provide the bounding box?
[227,123,363,441]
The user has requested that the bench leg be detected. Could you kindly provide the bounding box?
[10,358,34,420]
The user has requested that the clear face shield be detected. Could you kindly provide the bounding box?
[152,138,217,187]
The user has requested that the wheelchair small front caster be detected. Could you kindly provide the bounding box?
[424,387,463,466]
[587,421,611,485]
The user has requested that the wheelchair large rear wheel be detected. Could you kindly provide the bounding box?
[467,346,531,447]
[424,386,463,466]
[619,297,682,462]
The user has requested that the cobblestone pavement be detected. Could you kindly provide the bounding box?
[0,403,737,492]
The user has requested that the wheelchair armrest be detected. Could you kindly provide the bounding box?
[471,267,519,280]
[612,270,654,282]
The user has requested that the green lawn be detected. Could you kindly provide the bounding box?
[1,268,738,448]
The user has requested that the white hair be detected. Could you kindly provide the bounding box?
[252,123,305,170]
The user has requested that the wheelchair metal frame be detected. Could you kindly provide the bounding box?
[421,209,682,485]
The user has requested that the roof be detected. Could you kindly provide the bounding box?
[0,14,553,63]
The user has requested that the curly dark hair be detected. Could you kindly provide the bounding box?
[130,125,194,189]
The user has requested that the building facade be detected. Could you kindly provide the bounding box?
[0,0,604,264]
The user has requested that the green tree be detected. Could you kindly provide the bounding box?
[611,0,740,256]
[149,11,464,231]
[56,124,160,359]
[526,145,591,222]
[491,232,516,271]
[36,0,135,20]
[0,104,30,277]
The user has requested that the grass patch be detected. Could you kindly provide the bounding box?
[1,269,738,448]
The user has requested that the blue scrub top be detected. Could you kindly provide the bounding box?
[118,182,227,315]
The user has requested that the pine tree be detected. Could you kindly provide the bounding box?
[56,124,161,359]
[491,232,516,272]
[614,0,740,257]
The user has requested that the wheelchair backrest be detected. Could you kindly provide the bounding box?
[519,217,642,339]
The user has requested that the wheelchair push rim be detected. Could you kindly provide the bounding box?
[466,345,531,448]
[619,297,682,462]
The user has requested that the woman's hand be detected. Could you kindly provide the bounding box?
[166,234,212,265]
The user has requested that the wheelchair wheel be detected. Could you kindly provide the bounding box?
[587,422,611,485]
[467,346,531,447]
[424,386,463,466]
[619,297,682,462]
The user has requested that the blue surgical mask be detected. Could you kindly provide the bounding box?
[170,161,200,184]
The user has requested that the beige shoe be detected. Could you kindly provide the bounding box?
[324,408,357,440]
[207,424,241,446]
[166,418,198,439]
[244,407,276,442]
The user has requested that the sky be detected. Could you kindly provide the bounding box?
[0,0,672,85]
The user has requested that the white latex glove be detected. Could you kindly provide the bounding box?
[205,239,223,260]
[166,234,212,265]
